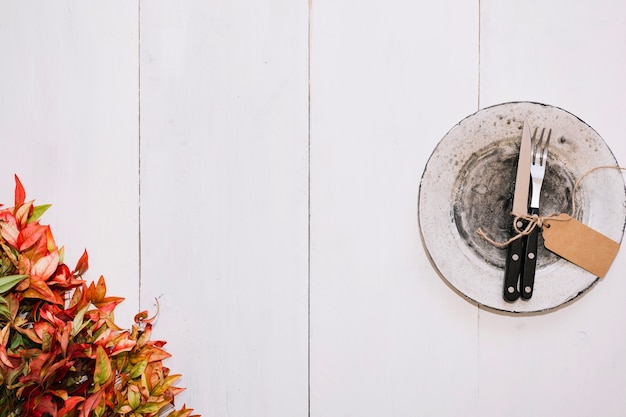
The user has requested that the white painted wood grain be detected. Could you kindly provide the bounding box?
[139,1,309,416]
[309,1,480,416]
[479,1,626,416]
[0,1,140,328]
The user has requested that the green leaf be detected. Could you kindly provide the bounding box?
[0,275,28,294]
[129,360,147,379]
[0,296,10,320]
[93,345,112,386]
[135,402,170,414]
[27,204,51,224]
[128,385,141,410]
[71,305,90,337]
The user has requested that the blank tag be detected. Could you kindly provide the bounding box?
[543,213,620,277]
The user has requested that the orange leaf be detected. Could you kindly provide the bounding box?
[23,276,63,305]
[34,321,55,342]
[14,200,33,228]
[0,212,19,247]
[111,339,136,356]
[0,324,9,347]
[94,296,125,314]
[31,250,60,281]
[94,275,107,302]
[136,345,172,363]
[74,249,89,276]
[45,226,57,252]
[168,405,196,417]
[0,344,14,368]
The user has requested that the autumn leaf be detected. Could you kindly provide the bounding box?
[15,326,43,344]
[58,396,85,417]
[79,391,104,417]
[22,276,63,304]
[74,249,89,276]
[135,401,172,414]
[167,405,196,417]
[132,345,172,364]
[30,250,60,281]
[18,222,47,252]
[58,322,71,357]
[110,338,136,356]
[14,200,33,228]
[150,374,182,397]
[13,175,25,208]
[0,344,14,368]
[0,212,19,247]
[93,345,113,387]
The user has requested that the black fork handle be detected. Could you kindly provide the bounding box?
[520,207,539,300]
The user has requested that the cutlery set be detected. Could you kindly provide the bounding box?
[503,122,551,302]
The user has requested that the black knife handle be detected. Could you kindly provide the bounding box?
[503,220,525,302]
[520,207,539,300]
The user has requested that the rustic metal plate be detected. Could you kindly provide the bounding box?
[418,102,626,313]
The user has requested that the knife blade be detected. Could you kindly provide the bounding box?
[503,121,532,302]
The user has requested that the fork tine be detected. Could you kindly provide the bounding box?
[531,127,541,164]
[540,129,551,165]
[531,127,551,165]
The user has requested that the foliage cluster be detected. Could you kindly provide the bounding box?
[0,177,196,417]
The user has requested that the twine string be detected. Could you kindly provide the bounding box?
[477,165,626,247]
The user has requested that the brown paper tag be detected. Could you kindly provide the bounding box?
[542,213,620,277]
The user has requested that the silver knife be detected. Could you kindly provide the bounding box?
[503,121,532,302]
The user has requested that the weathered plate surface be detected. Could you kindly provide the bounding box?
[418,102,626,313]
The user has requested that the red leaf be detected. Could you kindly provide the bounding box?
[59,396,84,417]
[34,321,55,342]
[14,175,25,208]
[59,322,71,357]
[18,222,47,251]
[79,390,104,417]
[94,296,125,314]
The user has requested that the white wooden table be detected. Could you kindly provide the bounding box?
[1,1,625,416]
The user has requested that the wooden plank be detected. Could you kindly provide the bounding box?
[479,1,626,415]
[309,1,479,416]
[0,1,140,327]
[139,1,310,415]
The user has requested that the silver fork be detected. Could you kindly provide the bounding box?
[520,127,551,300]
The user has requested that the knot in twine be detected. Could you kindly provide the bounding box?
[476,165,626,248]
[477,212,563,248]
